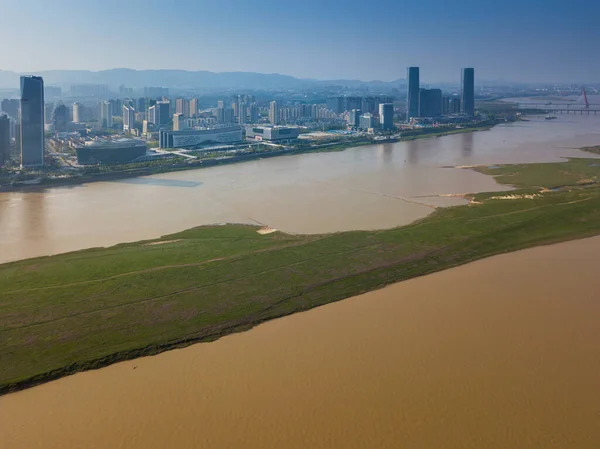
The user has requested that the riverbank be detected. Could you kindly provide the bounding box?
[0,120,500,193]
[2,155,600,395]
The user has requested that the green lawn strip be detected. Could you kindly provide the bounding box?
[2,158,600,394]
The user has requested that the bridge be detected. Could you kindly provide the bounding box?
[516,104,600,115]
[517,88,599,114]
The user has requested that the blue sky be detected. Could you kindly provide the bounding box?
[2,0,599,82]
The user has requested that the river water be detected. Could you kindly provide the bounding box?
[1,115,600,263]
[1,236,599,449]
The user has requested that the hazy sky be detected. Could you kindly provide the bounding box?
[2,0,599,83]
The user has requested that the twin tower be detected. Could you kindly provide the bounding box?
[406,67,474,119]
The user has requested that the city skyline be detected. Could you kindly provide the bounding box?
[1,0,599,83]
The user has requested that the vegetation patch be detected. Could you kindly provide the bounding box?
[2,158,600,395]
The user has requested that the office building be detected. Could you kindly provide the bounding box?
[99,101,113,128]
[379,103,394,129]
[189,98,199,118]
[123,104,135,132]
[159,126,243,149]
[176,98,190,119]
[359,113,375,130]
[269,101,279,125]
[419,88,443,117]
[72,103,84,123]
[20,76,45,167]
[348,109,361,128]
[407,67,420,119]
[0,114,10,166]
[461,68,475,116]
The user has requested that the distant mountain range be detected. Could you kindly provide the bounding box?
[0,69,406,91]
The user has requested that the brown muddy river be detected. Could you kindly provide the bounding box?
[1,236,599,449]
[1,114,600,263]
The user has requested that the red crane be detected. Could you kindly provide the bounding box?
[583,87,590,108]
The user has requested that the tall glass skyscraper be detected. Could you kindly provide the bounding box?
[20,76,45,167]
[461,68,475,117]
[406,67,420,120]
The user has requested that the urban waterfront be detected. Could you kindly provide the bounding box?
[1,114,600,264]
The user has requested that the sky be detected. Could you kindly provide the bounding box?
[1,0,599,83]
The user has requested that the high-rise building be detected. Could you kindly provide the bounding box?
[137,98,147,115]
[223,107,235,124]
[249,103,259,123]
[44,102,54,127]
[0,114,10,167]
[326,97,344,114]
[348,109,361,128]
[238,102,247,124]
[123,104,135,132]
[99,101,113,128]
[1,99,20,119]
[176,98,190,119]
[450,97,461,114]
[379,103,394,130]
[269,101,279,125]
[20,76,45,167]
[173,113,186,131]
[359,113,375,130]
[419,88,443,117]
[407,67,420,119]
[72,103,84,123]
[189,98,199,118]
[461,68,475,117]
[53,104,69,132]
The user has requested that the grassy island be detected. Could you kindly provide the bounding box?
[2,155,600,395]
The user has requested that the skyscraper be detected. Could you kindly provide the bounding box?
[461,68,475,117]
[379,103,394,130]
[123,104,135,132]
[0,114,10,167]
[20,76,45,167]
[269,101,279,125]
[407,67,420,120]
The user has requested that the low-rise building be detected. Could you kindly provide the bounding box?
[159,126,242,149]
[245,125,300,143]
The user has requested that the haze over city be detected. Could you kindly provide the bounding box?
[2,0,600,83]
[2,1,600,449]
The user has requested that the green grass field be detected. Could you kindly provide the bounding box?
[2,157,600,394]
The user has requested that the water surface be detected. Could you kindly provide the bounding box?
[1,115,599,263]
[1,236,599,449]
